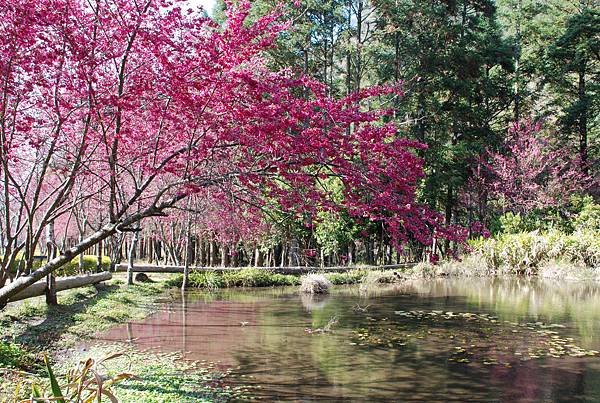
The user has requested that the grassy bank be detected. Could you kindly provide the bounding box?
[0,277,168,350]
[0,274,252,402]
[165,268,401,289]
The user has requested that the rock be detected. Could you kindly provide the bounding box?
[135,273,152,283]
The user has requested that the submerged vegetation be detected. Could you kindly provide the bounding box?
[352,309,599,366]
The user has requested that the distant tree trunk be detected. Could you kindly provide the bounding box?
[96,239,103,273]
[78,232,85,273]
[221,244,230,267]
[147,238,153,264]
[280,243,287,268]
[127,229,139,286]
[355,0,363,92]
[578,61,588,175]
[210,240,218,267]
[289,238,300,266]
[348,242,354,265]
[45,222,57,305]
[254,246,262,267]
[200,239,207,266]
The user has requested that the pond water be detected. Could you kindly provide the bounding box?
[96,278,600,401]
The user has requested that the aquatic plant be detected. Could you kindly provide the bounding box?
[299,274,332,294]
[351,309,599,367]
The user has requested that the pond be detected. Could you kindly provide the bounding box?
[94,278,600,401]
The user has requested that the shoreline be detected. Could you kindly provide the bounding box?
[2,263,599,401]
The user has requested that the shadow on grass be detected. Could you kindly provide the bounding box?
[7,284,121,349]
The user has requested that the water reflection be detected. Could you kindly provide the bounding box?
[97,279,600,401]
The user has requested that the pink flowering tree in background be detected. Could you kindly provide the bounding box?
[0,0,463,307]
[472,121,588,216]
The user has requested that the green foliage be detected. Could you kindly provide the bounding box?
[0,342,38,371]
[491,197,600,236]
[3,255,110,277]
[574,197,600,231]
[498,212,526,234]
[14,354,137,403]
[325,269,367,285]
[56,255,111,277]
[223,269,300,287]
[171,268,373,289]
[188,271,225,290]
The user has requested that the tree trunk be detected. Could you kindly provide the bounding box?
[127,229,139,286]
[45,222,57,305]
[578,60,588,174]
[96,239,103,274]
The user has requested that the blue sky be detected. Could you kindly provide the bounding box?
[189,0,216,14]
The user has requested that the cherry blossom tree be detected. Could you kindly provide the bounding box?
[0,0,460,307]
[474,121,588,215]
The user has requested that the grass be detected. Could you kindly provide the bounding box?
[169,268,388,290]
[0,277,169,350]
[468,229,600,275]
[0,274,255,402]
[0,275,168,399]
[0,342,38,371]
[55,344,253,403]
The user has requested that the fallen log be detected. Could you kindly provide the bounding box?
[115,263,415,275]
[8,272,112,302]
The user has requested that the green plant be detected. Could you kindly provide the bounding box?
[325,269,367,285]
[56,255,111,277]
[22,353,137,403]
[0,342,38,371]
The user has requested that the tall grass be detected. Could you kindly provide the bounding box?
[470,229,600,275]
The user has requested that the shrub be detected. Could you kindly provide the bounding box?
[325,269,367,285]
[188,271,224,290]
[56,255,111,277]
[436,254,495,277]
[299,274,332,294]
